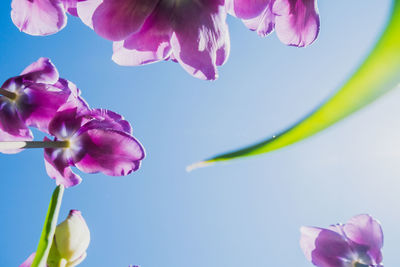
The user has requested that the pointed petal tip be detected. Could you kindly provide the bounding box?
[186,161,214,172]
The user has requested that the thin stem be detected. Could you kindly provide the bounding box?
[32,185,65,267]
[0,88,17,100]
[0,141,69,150]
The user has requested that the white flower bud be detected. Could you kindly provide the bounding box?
[54,210,90,265]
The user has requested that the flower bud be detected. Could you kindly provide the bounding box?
[54,210,90,264]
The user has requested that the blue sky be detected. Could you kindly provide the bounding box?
[0,1,397,266]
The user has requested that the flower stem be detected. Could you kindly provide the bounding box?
[0,88,17,100]
[0,141,69,150]
[32,185,65,267]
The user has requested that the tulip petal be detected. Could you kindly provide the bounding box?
[0,98,32,153]
[18,83,71,133]
[11,0,67,36]
[55,79,90,114]
[343,215,384,264]
[92,0,158,41]
[113,41,171,66]
[75,128,145,176]
[20,57,59,84]
[226,0,271,19]
[55,210,90,263]
[48,108,84,140]
[243,2,275,37]
[76,0,103,28]
[44,137,82,188]
[300,226,354,267]
[113,5,173,65]
[170,3,230,80]
[62,0,78,16]
[87,109,133,134]
[273,0,320,47]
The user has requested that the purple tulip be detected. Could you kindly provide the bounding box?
[44,106,145,187]
[226,0,320,47]
[0,58,85,153]
[11,0,78,36]
[77,0,230,80]
[300,214,384,267]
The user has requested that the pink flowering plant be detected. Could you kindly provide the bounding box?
[0,57,82,148]
[0,58,145,188]
[0,58,145,266]
[300,214,384,267]
[11,0,319,80]
[44,107,144,187]
[5,0,400,267]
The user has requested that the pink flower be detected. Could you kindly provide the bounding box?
[44,106,145,187]
[300,214,384,267]
[226,0,320,47]
[77,0,230,80]
[11,0,78,36]
[0,57,85,153]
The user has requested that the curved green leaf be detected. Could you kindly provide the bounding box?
[188,0,400,170]
[32,185,64,267]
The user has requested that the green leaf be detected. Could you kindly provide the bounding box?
[31,185,65,267]
[189,0,400,170]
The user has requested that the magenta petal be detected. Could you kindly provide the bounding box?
[55,79,90,114]
[75,128,145,176]
[123,5,172,51]
[92,0,158,41]
[113,41,171,66]
[48,108,84,139]
[18,84,70,133]
[170,2,230,80]
[11,0,67,36]
[343,214,384,265]
[243,2,275,37]
[87,109,133,134]
[19,252,35,267]
[0,98,33,154]
[226,0,271,19]
[76,0,103,28]
[215,29,231,67]
[273,0,320,47]
[300,226,353,267]
[62,0,78,16]
[114,5,173,65]
[44,137,82,188]
[20,57,59,84]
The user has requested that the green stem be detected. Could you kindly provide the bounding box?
[0,141,69,150]
[0,88,17,100]
[31,185,65,267]
[190,0,400,169]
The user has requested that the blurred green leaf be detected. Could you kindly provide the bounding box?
[31,185,64,267]
[189,0,400,170]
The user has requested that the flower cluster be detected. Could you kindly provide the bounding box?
[0,58,145,187]
[11,0,319,80]
[300,214,384,267]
